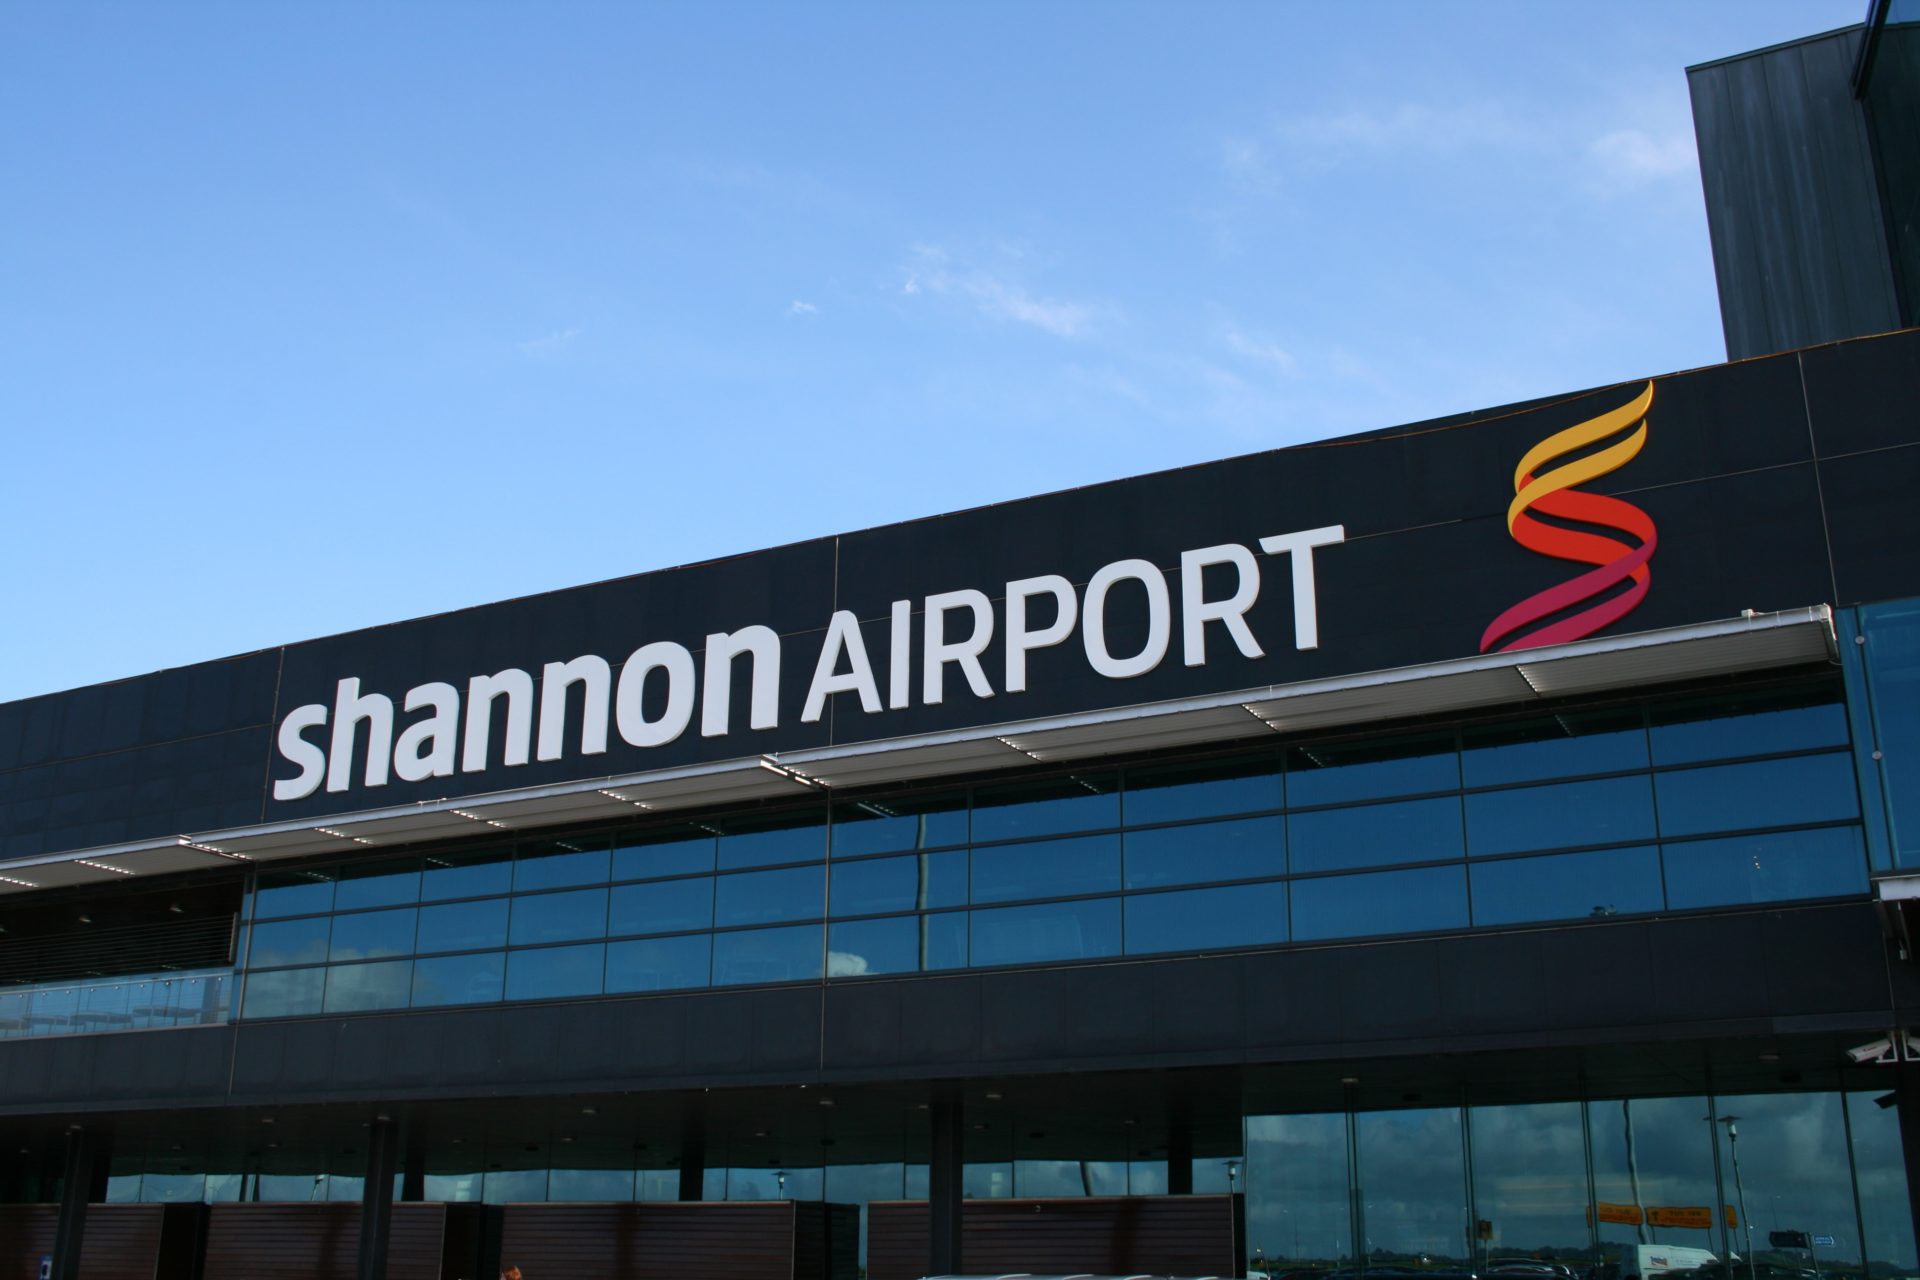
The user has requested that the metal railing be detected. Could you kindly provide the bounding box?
[0,970,232,1040]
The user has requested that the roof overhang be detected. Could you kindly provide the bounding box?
[0,606,1836,895]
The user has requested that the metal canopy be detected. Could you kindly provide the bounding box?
[0,606,1835,895]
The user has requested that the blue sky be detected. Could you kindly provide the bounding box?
[0,1,1869,704]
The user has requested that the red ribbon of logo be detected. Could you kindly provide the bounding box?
[1480,382,1658,654]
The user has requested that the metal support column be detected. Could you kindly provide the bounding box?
[1167,1097,1195,1196]
[357,1116,400,1280]
[929,1085,964,1276]
[1896,1067,1920,1269]
[51,1127,110,1280]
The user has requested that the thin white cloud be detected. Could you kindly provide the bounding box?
[788,299,819,317]
[1277,101,1531,156]
[518,327,582,358]
[1586,127,1696,184]
[1222,326,1298,375]
[899,246,1098,338]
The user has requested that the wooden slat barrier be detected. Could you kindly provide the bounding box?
[0,1204,191,1280]
[498,1201,855,1280]
[866,1194,1244,1280]
[201,1202,448,1280]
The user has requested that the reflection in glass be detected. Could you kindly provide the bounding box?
[242,967,325,1018]
[249,917,331,968]
[1287,733,1458,807]
[971,774,1120,843]
[716,812,827,870]
[1857,601,1920,870]
[830,852,967,916]
[1124,816,1285,889]
[711,923,823,985]
[715,865,825,926]
[1713,1093,1861,1278]
[1462,709,1648,787]
[1650,687,1849,766]
[504,943,605,1000]
[1355,1107,1469,1270]
[514,840,611,891]
[1662,828,1869,908]
[509,888,610,945]
[549,1169,635,1200]
[1654,755,1860,837]
[1288,796,1464,873]
[970,898,1121,967]
[323,960,412,1013]
[827,914,966,977]
[416,899,510,954]
[253,871,335,919]
[411,952,506,1006]
[1291,865,1469,942]
[605,934,711,993]
[1124,881,1287,954]
[333,859,421,911]
[610,877,714,935]
[832,794,968,855]
[1588,1097,1719,1267]
[1469,1103,1590,1270]
[1846,1090,1919,1277]
[1470,846,1664,925]
[612,827,716,881]
[1245,1112,1352,1269]
[971,835,1120,904]
[420,848,513,901]
[1466,775,1657,857]
[1124,754,1283,825]
[328,907,417,961]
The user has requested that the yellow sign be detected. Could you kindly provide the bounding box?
[1647,1207,1714,1229]
[1594,1203,1645,1226]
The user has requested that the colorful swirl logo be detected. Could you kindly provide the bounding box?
[1480,381,1658,654]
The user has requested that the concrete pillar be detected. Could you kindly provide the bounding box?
[357,1117,400,1280]
[51,1127,110,1280]
[929,1085,964,1276]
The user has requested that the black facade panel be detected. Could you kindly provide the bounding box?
[1690,27,1900,361]
[1821,443,1920,605]
[1802,329,1920,456]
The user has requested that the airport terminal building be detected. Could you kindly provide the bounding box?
[10,12,1920,1280]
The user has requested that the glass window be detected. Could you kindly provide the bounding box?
[612,826,716,881]
[1462,707,1648,787]
[1124,881,1288,955]
[1286,732,1457,807]
[416,898,510,954]
[1858,601,1920,872]
[323,960,412,1013]
[1650,685,1849,765]
[711,923,822,985]
[411,952,505,1007]
[971,774,1120,843]
[1712,1093,1862,1274]
[509,888,609,946]
[1470,1102,1591,1267]
[1244,1113,1352,1271]
[505,943,605,1000]
[1124,754,1283,825]
[1290,864,1469,942]
[420,848,513,901]
[242,967,324,1018]
[334,858,421,911]
[830,852,967,916]
[1588,1096,1718,1264]
[248,917,331,968]
[715,864,825,926]
[971,834,1121,904]
[1662,827,1869,908]
[1287,796,1463,874]
[605,934,711,993]
[716,812,826,870]
[831,793,968,855]
[1354,1107,1470,1269]
[1846,1090,1919,1278]
[828,913,967,976]
[549,1169,635,1201]
[1124,815,1284,889]
[513,839,610,891]
[253,871,335,919]
[610,877,714,935]
[969,898,1122,967]
[1466,775,1657,856]
[1470,846,1665,925]
[1655,754,1860,836]
[328,907,417,962]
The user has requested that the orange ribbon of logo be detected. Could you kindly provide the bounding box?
[1480,381,1657,653]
